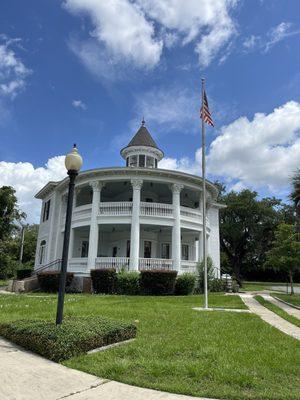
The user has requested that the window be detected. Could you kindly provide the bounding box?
[139,154,145,167]
[129,155,138,167]
[112,246,118,257]
[146,156,154,168]
[144,241,152,258]
[126,240,131,257]
[161,243,170,259]
[181,244,189,260]
[126,157,129,167]
[39,240,46,265]
[145,198,153,203]
[155,159,158,168]
[42,200,51,222]
[81,241,89,258]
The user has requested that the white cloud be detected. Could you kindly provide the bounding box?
[243,22,300,53]
[158,101,300,196]
[0,35,31,99]
[0,156,66,223]
[64,0,238,72]
[64,0,163,69]
[207,101,300,194]
[72,99,87,110]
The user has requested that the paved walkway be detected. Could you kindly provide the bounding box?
[261,294,300,319]
[0,337,217,400]
[239,294,300,340]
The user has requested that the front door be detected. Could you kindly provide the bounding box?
[144,241,152,258]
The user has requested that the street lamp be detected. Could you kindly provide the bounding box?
[56,144,83,325]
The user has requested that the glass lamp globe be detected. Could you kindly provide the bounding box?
[65,144,83,172]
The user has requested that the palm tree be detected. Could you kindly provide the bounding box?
[291,169,300,234]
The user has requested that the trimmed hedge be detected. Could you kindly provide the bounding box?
[91,268,117,294]
[0,317,137,362]
[117,271,140,295]
[210,278,227,293]
[175,273,196,295]
[16,268,32,280]
[37,271,74,293]
[140,270,177,295]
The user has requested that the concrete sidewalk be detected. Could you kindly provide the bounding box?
[261,294,300,319]
[239,294,300,340]
[0,337,217,400]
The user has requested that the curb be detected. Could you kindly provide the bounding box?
[273,296,300,311]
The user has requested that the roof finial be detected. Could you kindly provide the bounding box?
[141,116,145,126]
[73,143,77,148]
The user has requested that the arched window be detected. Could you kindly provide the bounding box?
[39,240,46,265]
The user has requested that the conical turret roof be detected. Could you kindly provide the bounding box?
[127,122,159,149]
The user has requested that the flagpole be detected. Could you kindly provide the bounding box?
[201,77,208,309]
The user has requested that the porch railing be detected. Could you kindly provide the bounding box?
[140,202,173,217]
[95,257,130,271]
[180,206,201,220]
[180,260,198,273]
[99,202,132,216]
[139,258,173,270]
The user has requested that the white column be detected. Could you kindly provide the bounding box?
[198,231,204,262]
[87,181,103,269]
[171,184,183,271]
[130,179,143,271]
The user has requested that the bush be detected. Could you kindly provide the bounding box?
[37,271,74,293]
[210,278,227,292]
[91,268,117,294]
[0,253,19,279]
[195,257,215,294]
[0,317,137,362]
[117,271,140,295]
[16,268,32,280]
[140,270,177,295]
[175,273,196,295]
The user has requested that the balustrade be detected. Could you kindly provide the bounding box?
[140,202,173,217]
[138,258,173,270]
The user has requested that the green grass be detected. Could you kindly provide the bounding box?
[0,280,8,287]
[0,293,300,400]
[254,296,300,328]
[274,293,300,308]
[241,281,287,291]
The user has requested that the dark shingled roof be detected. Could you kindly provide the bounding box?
[127,125,159,149]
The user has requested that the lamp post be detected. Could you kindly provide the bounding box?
[56,144,83,325]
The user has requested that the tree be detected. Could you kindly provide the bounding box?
[265,224,300,294]
[219,189,283,285]
[290,169,300,234]
[0,186,26,279]
[0,186,25,241]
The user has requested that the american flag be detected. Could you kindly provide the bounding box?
[200,90,214,127]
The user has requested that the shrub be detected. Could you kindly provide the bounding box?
[117,271,140,295]
[140,270,177,295]
[91,268,117,294]
[0,253,19,279]
[195,257,215,294]
[16,268,32,280]
[37,271,74,293]
[175,273,196,295]
[0,317,137,362]
[210,278,227,292]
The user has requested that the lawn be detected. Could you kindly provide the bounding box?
[0,293,300,400]
[254,295,300,328]
[0,280,8,287]
[274,293,300,308]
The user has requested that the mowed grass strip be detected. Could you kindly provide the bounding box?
[275,293,300,308]
[0,293,300,400]
[255,295,300,328]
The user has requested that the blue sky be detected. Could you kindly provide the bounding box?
[0,0,300,222]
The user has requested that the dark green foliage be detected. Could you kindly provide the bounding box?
[116,271,140,295]
[0,186,25,242]
[16,269,32,280]
[210,278,227,292]
[140,270,177,295]
[37,271,74,292]
[0,317,137,362]
[174,273,196,295]
[195,257,215,293]
[91,268,117,294]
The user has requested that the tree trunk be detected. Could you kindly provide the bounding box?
[289,271,294,295]
[233,258,242,286]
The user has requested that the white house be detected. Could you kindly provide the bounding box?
[34,121,223,279]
